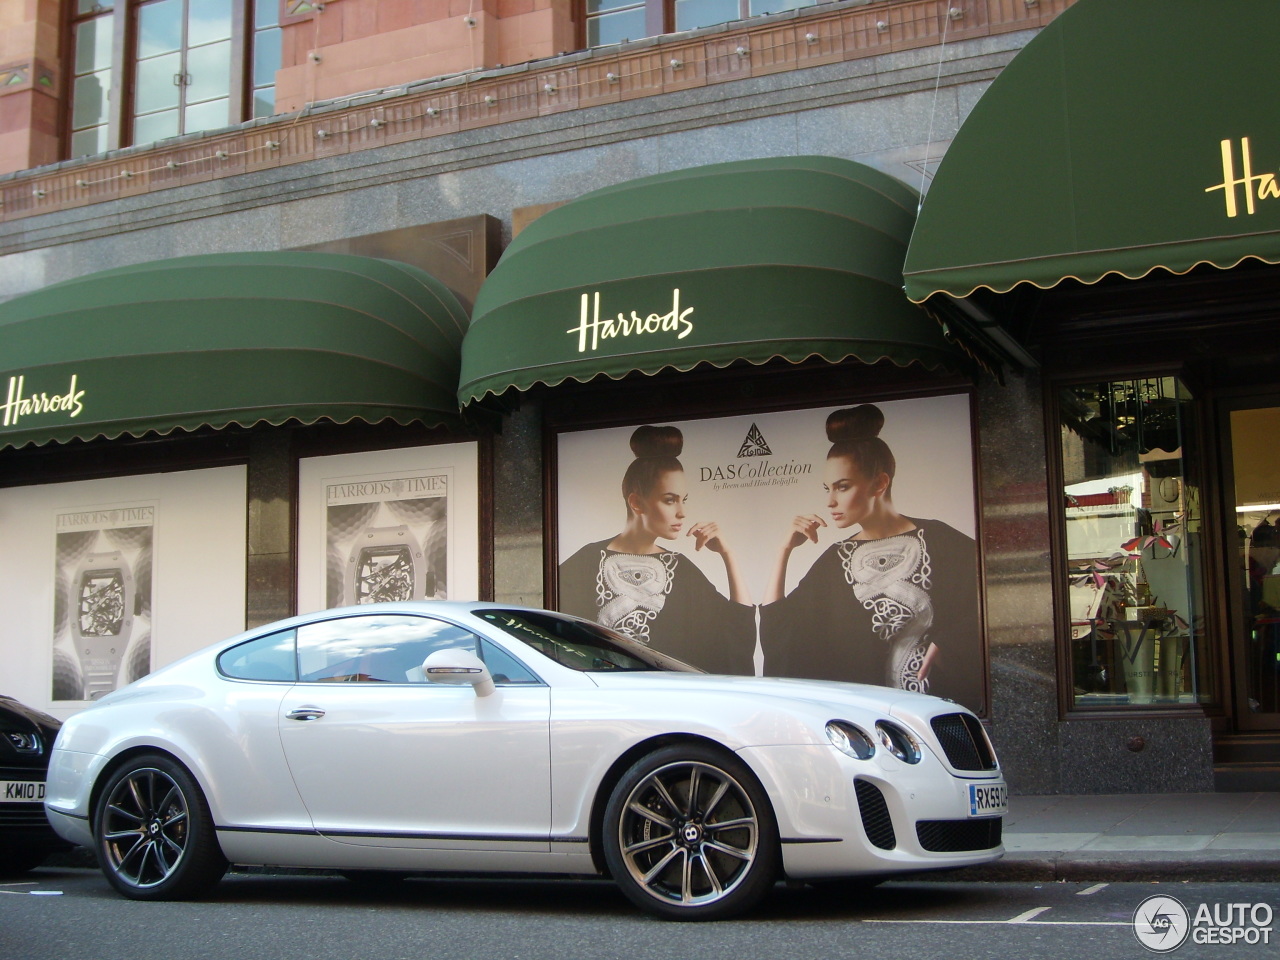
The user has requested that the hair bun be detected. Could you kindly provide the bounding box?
[630,424,683,458]
[825,405,884,443]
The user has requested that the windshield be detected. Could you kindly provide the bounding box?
[478,610,701,673]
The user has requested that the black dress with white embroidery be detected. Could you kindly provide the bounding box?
[558,540,756,675]
[759,518,983,711]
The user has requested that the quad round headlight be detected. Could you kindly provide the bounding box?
[875,720,922,764]
[826,720,876,760]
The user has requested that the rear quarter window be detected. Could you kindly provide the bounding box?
[218,629,298,682]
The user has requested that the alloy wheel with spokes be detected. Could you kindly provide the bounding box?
[94,753,226,900]
[603,744,778,920]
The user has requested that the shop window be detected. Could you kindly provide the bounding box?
[67,1,282,158]
[1228,406,1280,722]
[1058,377,1211,709]
[585,0,820,47]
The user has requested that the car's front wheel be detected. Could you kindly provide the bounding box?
[94,753,227,901]
[603,743,779,921]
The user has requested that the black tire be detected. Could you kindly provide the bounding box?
[93,753,227,901]
[602,743,779,921]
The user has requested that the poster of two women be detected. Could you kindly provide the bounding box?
[556,394,985,712]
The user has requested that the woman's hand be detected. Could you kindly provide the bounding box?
[784,514,827,550]
[763,515,826,605]
[688,521,751,605]
[688,520,729,554]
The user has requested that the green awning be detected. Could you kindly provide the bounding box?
[904,0,1280,303]
[459,156,965,405]
[0,252,468,450]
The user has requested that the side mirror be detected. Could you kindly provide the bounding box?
[422,649,495,697]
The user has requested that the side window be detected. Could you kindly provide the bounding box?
[478,637,541,685]
[218,629,298,682]
[296,615,478,684]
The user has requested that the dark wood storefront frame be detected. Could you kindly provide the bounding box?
[1027,260,1280,733]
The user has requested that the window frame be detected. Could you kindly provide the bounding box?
[581,0,819,49]
[63,0,280,159]
[289,613,545,687]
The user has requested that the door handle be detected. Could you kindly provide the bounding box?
[286,705,325,721]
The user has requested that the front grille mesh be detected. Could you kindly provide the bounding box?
[854,778,896,850]
[916,817,1003,852]
[930,713,997,771]
[0,807,50,828]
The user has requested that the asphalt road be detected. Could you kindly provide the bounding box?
[2,869,1277,960]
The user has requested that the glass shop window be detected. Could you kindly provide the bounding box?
[1058,376,1211,709]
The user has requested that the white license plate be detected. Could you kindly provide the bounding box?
[968,780,1007,818]
[0,780,46,803]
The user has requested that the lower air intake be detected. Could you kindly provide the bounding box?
[916,817,1003,852]
[854,778,896,850]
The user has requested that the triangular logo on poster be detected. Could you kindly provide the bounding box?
[737,423,772,458]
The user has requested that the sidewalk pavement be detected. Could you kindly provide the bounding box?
[949,792,1280,883]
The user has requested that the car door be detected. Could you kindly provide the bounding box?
[277,613,552,852]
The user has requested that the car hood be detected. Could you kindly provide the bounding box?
[584,671,946,716]
[0,696,62,764]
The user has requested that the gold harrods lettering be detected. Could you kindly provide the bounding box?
[1205,137,1280,218]
[2,374,85,428]
[567,289,694,354]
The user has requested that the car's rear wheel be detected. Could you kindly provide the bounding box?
[602,743,779,921]
[94,754,227,901]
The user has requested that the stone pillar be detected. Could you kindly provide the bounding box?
[0,0,60,175]
[274,0,577,113]
[491,400,545,608]
[246,431,295,628]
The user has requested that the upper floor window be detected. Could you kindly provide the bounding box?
[585,0,819,47]
[67,1,282,159]
[70,2,116,158]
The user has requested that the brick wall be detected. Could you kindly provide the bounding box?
[0,0,1074,206]
[276,0,577,112]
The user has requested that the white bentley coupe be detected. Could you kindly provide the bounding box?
[45,603,1005,920]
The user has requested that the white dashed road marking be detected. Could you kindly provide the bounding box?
[1008,907,1053,923]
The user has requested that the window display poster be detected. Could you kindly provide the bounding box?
[53,504,155,702]
[556,396,986,711]
[297,443,480,614]
[0,466,247,713]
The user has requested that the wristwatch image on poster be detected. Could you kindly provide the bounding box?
[296,444,480,616]
[325,473,449,608]
[51,505,155,701]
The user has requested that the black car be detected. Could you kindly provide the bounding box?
[1,695,70,874]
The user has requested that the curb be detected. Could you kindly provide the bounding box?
[933,856,1280,884]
